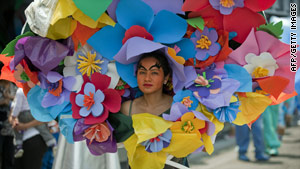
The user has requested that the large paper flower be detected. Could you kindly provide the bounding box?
[191,27,221,61]
[39,71,76,108]
[182,67,240,109]
[182,0,276,43]
[226,29,300,98]
[87,0,187,61]
[124,113,203,169]
[73,118,117,155]
[70,73,121,124]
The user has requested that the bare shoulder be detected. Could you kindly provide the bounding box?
[120,100,132,116]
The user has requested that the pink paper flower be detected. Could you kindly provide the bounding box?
[226,28,300,96]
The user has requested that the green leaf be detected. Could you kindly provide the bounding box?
[1,31,35,56]
[257,21,283,39]
[186,17,205,30]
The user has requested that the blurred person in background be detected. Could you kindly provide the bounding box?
[263,105,281,156]
[235,116,270,161]
[9,88,48,169]
[0,80,15,169]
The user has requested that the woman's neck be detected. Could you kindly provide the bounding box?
[141,91,165,107]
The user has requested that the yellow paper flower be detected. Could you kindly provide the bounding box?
[124,113,203,169]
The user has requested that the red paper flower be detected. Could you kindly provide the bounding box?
[182,0,276,43]
[70,72,121,124]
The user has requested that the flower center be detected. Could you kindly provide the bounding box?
[220,0,235,8]
[181,96,193,108]
[115,80,127,90]
[77,51,104,77]
[194,72,214,88]
[150,134,162,143]
[196,35,211,49]
[83,92,95,110]
[48,79,63,97]
[182,120,195,133]
[252,67,269,78]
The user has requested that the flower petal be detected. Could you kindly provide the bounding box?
[181,112,195,122]
[87,24,125,61]
[91,101,104,117]
[47,71,63,83]
[91,73,111,91]
[149,10,187,44]
[75,94,85,107]
[102,89,121,113]
[84,82,96,95]
[116,0,154,30]
[84,108,109,124]
[79,107,92,117]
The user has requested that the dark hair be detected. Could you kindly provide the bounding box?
[136,50,172,77]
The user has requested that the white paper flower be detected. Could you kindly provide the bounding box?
[243,52,278,78]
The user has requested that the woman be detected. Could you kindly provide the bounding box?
[121,51,172,117]
[118,51,189,168]
[9,88,48,169]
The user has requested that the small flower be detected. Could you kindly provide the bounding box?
[39,71,76,108]
[191,27,221,61]
[75,82,105,117]
[188,69,222,97]
[213,96,241,123]
[171,112,205,138]
[83,123,111,144]
[73,119,117,155]
[167,46,185,65]
[141,129,172,153]
[77,50,109,77]
[173,90,199,110]
[209,0,245,15]
[243,52,278,78]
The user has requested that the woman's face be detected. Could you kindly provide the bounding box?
[137,57,166,94]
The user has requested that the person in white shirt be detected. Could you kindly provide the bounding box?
[9,88,54,169]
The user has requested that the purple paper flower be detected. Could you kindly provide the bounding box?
[188,69,222,98]
[75,82,105,117]
[73,119,117,155]
[191,27,221,61]
[209,0,245,15]
[140,129,172,153]
[39,71,76,108]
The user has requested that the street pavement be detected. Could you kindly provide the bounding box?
[188,125,300,169]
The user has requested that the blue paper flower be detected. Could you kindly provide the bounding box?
[75,82,105,117]
[213,100,241,123]
[87,0,187,60]
[140,129,172,153]
[173,90,199,110]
